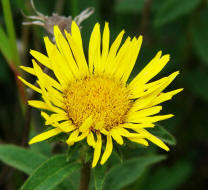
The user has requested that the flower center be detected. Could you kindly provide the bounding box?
[63,75,132,130]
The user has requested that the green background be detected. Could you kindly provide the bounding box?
[0,0,207,189]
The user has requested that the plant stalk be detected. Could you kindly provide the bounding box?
[1,0,21,70]
[79,161,91,190]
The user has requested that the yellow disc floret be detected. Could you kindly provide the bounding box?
[19,22,182,167]
[64,75,132,130]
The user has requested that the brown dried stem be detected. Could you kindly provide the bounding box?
[79,162,91,190]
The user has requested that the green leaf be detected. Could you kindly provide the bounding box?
[92,165,106,190]
[1,0,21,68]
[0,26,12,61]
[0,145,47,175]
[148,125,176,146]
[20,155,81,190]
[115,0,145,13]
[184,70,208,102]
[191,10,208,64]
[30,141,52,158]
[30,129,52,157]
[154,0,200,27]
[145,161,193,190]
[103,155,166,190]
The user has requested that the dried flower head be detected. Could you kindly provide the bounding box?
[22,0,94,35]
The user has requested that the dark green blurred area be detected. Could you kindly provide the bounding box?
[0,0,208,189]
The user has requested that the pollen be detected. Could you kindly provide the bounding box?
[63,75,132,130]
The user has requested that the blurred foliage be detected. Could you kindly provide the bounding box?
[0,0,208,189]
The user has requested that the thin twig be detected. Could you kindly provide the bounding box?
[140,0,152,35]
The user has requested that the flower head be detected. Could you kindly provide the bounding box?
[19,21,182,167]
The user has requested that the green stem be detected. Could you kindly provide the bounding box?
[1,0,21,70]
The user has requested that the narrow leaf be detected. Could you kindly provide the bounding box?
[0,26,12,61]
[1,0,21,68]
[103,155,166,190]
[154,0,200,27]
[92,165,106,190]
[148,125,176,145]
[0,145,47,175]
[21,155,80,190]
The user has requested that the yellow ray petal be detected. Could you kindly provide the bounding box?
[129,51,161,88]
[143,76,168,89]
[100,128,109,135]
[58,121,76,132]
[46,87,64,109]
[41,112,50,121]
[110,37,131,77]
[45,113,68,125]
[122,35,143,82]
[129,71,180,112]
[79,116,93,132]
[44,36,54,57]
[138,129,169,151]
[123,123,155,129]
[32,61,54,107]
[74,131,89,142]
[29,59,62,92]
[130,77,168,99]
[88,23,101,73]
[113,38,135,79]
[18,76,41,94]
[94,121,104,130]
[92,132,102,168]
[71,21,84,51]
[66,129,79,146]
[30,50,52,69]
[130,78,167,99]
[28,100,50,110]
[42,73,62,92]
[110,129,124,145]
[65,31,89,76]
[49,43,74,82]
[127,114,174,124]
[148,88,184,107]
[29,128,62,144]
[101,22,110,72]
[53,25,79,78]
[43,37,70,88]
[20,66,35,75]
[128,137,149,146]
[115,126,146,138]
[87,131,96,147]
[105,30,125,73]
[127,106,162,119]
[129,51,169,88]
[100,135,113,165]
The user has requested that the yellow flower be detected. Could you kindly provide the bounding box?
[19,21,182,167]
